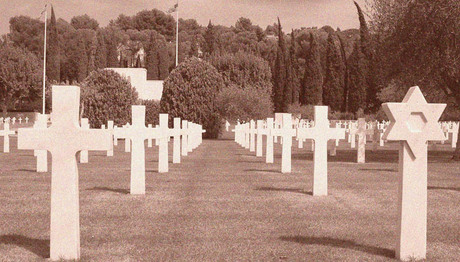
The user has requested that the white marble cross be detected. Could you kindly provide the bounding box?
[0,122,15,153]
[157,114,170,173]
[265,118,274,163]
[256,120,264,157]
[35,114,48,172]
[18,117,22,124]
[249,120,256,152]
[17,85,111,261]
[107,120,114,156]
[114,106,155,195]
[79,118,89,163]
[25,116,29,123]
[12,117,16,124]
[349,118,373,163]
[147,124,153,147]
[297,106,345,196]
[450,122,459,148]
[124,123,131,152]
[173,117,181,163]
[244,122,250,149]
[181,120,188,156]
[382,86,446,261]
[272,113,296,173]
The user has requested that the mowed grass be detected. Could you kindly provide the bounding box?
[0,130,459,261]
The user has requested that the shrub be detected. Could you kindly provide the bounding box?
[216,85,273,122]
[286,103,315,120]
[208,51,272,94]
[160,57,224,138]
[80,69,138,127]
[141,99,161,125]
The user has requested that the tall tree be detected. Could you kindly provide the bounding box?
[322,32,345,111]
[0,43,42,116]
[47,6,60,83]
[301,33,323,105]
[273,17,289,112]
[288,30,300,104]
[94,31,107,69]
[369,0,460,160]
[347,42,367,113]
[337,33,349,111]
[203,20,216,56]
[354,1,378,112]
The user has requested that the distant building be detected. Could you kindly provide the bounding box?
[105,68,163,101]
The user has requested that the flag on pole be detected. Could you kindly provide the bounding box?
[38,4,47,19]
[167,3,178,13]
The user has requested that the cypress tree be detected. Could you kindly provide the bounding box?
[157,39,169,79]
[301,33,323,105]
[95,31,107,69]
[337,33,349,111]
[204,20,216,56]
[347,42,367,113]
[47,5,60,82]
[146,35,160,80]
[87,32,97,74]
[322,32,345,111]
[288,29,300,104]
[354,1,379,112]
[76,38,88,82]
[106,35,118,68]
[273,17,288,112]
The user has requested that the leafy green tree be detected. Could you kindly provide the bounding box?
[47,6,60,83]
[8,16,44,56]
[369,0,460,159]
[322,32,345,111]
[216,85,273,122]
[301,33,323,105]
[160,57,225,138]
[209,51,272,94]
[80,69,138,127]
[70,14,99,30]
[0,43,42,116]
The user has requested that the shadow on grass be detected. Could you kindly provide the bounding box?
[86,186,129,194]
[256,187,312,196]
[279,236,394,259]
[358,168,396,172]
[238,160,262,163]
[17,169,39,173]
[0,234,50,258]
[245,169,280,174]
[428,186,460,192]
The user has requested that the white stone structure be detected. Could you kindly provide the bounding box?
[106,68,163,101]
[382,86,446,261]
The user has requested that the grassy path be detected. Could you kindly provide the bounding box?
[0,136,459,261]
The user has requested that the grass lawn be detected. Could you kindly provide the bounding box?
[0,129,459,261]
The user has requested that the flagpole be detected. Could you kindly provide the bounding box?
[175,0,179,67]
[42,4,47,114]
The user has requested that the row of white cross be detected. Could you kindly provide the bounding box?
[8,85,206,261]
[0,116,29,124]
[233,86,450,261]
[234,107,343,196]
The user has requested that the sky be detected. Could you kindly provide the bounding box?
[0,0,366,35]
